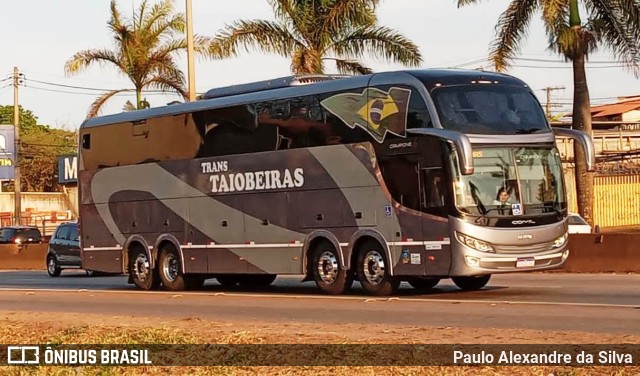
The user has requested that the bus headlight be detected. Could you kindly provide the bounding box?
[552,233,568,248]
[455,232,494,253]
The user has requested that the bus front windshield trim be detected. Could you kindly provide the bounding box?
[453,147,566,217]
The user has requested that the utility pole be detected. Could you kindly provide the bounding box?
[12,67,22,226]
[186,0,196,101]
[542,86,565,118]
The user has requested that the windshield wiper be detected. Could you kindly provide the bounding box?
[515,128,542,134]
[531,203,562,216]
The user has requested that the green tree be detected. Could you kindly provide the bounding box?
[457,0,640,225]
[0,105,77,192]
[210,0,422,75]
[65,0,211,118]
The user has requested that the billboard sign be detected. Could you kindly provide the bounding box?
[58,155,78,184]
[0,125,15,180]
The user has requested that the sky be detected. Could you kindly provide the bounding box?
[1,0,639,129]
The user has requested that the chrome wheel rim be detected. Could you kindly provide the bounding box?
[47,258,56,274]
[162,253,179,282]
[362,250,385,285]
[317,251,339,284]
[133,253,151,282]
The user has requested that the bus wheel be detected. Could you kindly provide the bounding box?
[237,274,277,287]
[312,241,353,295]
[356,241,399,296]
[129,248,160,290]
[452,275,491,291]
[158,245,189,291]
[407,278,440,292]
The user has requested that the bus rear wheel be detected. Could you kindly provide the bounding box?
[311,241,353,295]
[356,241,399,296]
[158,245,196,291]
[407,278,440,292]
[129,247,160,290]
[452,275,491,291]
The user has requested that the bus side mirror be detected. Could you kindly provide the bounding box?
[406,128,474,175]
[552,128,595,172]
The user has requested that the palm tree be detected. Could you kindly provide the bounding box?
[457,0,640,225]
[65,0,211,117]
[209,0,422,75]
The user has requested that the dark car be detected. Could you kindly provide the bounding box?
[0,226,42,244]
[46,222,85,277]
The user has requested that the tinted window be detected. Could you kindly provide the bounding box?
[68,225,79,242]
[0,228,16,241]
[56,225,71,241]
[431,84,548,135]
[23,229,41,240]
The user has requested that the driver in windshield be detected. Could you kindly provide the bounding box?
[493,187,511,206]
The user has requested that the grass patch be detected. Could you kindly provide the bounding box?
[0,319,637,375]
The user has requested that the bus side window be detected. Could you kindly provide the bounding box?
[195,105,280,157]
[379,155,421,211]
[421,168,447,217]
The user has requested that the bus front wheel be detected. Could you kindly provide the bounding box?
[452,275,491,291]
[311,241,353,295]
[356,241,399,296]
[129,247,160,290]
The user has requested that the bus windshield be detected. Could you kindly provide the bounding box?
[453,147,566,217]
[431,84,549,135]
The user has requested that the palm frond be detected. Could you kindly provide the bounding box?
[331,58,373,75]
[87,89,133,118]
[615,0,640,33]
[145,76,188,99]
[64,49,121,76]
[323,0,378,30]
[210,20,302,57]
[331,25,422,66]
[456,0,483,7]
[586,0,640,76]
[269,0,309,39]
[490,0,539,71]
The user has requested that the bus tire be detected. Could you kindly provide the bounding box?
[129,247,160,291]
[311,241,353,295]
[452,275,491,291]
[158,245,189,291]
[407,277,440,292]
[237,274,277,287]
[356,240,399,296]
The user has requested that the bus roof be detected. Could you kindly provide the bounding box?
[80,69,529,129]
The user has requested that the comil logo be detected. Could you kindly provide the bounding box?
[7,346,40,364]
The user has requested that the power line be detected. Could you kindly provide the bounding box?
[514,57,620,64]
[23,84,181,97]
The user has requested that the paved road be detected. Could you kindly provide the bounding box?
[0,271,638,334]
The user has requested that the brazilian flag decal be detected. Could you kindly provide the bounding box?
[320,87,411,142]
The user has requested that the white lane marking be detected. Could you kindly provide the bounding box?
[0,287,637,309]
